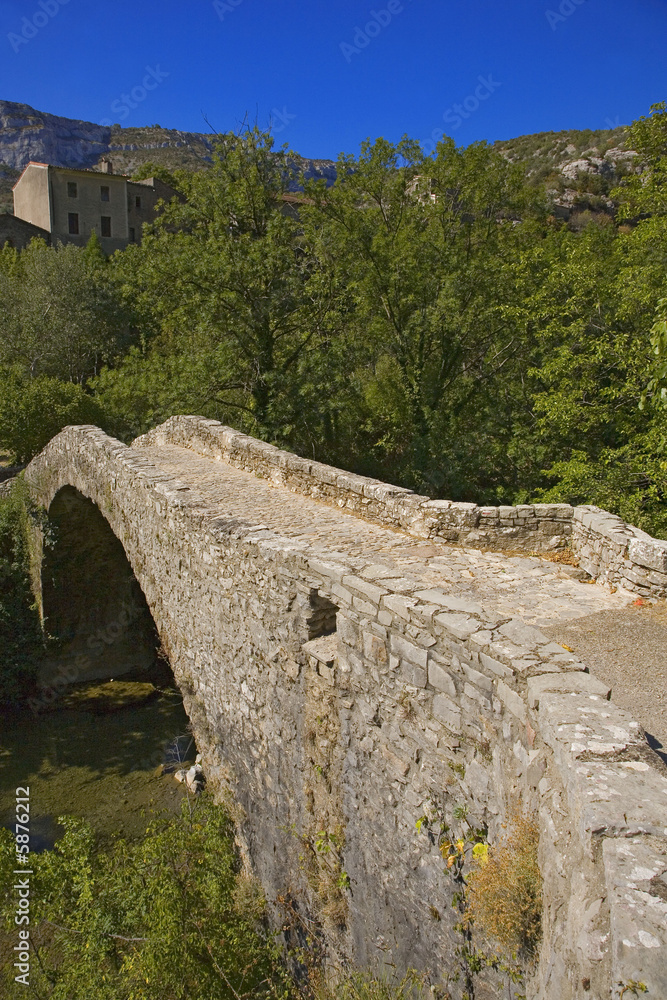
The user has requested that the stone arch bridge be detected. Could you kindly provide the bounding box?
[22,416,667,1000]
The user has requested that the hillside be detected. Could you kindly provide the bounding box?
[0,100,337,209]
[495,124,637,221]
[0,100,638,222]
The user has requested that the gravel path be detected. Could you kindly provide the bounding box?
[543,602,667,764]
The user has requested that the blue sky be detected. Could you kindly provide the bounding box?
[0,0,665,159]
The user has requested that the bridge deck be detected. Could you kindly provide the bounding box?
[136,442,667,758]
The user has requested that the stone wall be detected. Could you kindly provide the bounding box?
[0,212,50,249]
[23,423,667,1000]
[137,415,667,599]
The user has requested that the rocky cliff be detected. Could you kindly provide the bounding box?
[0,99,637,224]
[0,101,114,171]
[0,100,338,211]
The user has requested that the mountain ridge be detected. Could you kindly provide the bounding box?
[0,99,636,221]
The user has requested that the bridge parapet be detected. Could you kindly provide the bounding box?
[20,422,667,998]
[135,415,667,598]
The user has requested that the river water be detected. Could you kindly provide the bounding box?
[0,680,194,848]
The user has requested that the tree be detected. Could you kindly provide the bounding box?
[0,799,290,1000]
[0,370,106,463]
[0,478,46,707]
[524,217,667,535]
[300,134,542,494]
[614,101,667,217]
[0,237,130,384]
[98,127,331,444]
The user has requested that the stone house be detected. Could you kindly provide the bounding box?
[0,212,50,250]
[10,160,177,252]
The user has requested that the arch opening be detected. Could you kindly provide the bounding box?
[39,486,160,688]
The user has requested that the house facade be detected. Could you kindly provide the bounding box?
[11,161,176,252]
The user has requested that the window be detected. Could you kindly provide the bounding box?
[129,227,136,243]
[101,185,110,202]
[135,196,142,209]
[67,182,78,198]
[68,212,79,235]
[100,216,111,238]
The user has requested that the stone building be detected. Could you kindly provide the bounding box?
[10,160,177,252]
[0,212,50,249]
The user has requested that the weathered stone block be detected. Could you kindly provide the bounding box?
[603,839,667,999]
[496,680,527,723]
[434,612,479,640]
[461,663,494,693]
[381,593,418,620]
[390,633,428,669]
[526,671,611,709]
[342,575,388,605]
[399,660,427,688]
[363,632,388,667]
[427,659,456,697]
[628,537,667,574]
[302,634,337,668]
[413,589,483,615]
[432,694,462,734]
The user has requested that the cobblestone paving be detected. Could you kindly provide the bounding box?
[139,444,634,629]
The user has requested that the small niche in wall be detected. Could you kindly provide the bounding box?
[306,590,338,640]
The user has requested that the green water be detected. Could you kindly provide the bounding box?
[0,685,194,847]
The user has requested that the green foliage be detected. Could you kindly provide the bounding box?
[523,218,667,535]
[88,113,667,536]
[0,237,131,385]
[311,969,429,1000]
[617,981,649,998]
[96,127,328,444]
[5,107,667,538]
[0,477,46,707]
[614,102,667,217]
[0,369,106,464]
[0,799,291,1000]
[0,235,133,461]
[647,296,667,413]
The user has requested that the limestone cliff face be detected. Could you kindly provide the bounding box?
[0,99,637,225]
[0,101,113,170]
[0,99,337,200]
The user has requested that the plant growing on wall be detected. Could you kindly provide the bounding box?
[465,814,542,963]
[416,808,541,1000]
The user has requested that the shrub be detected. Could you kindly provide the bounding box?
[0,370,106,464]
[0,798,291,1000]
[466,815,542,960]
[0,477,46,707]
[311,969,428,1000]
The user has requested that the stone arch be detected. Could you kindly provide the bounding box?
[39,485,159,687]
